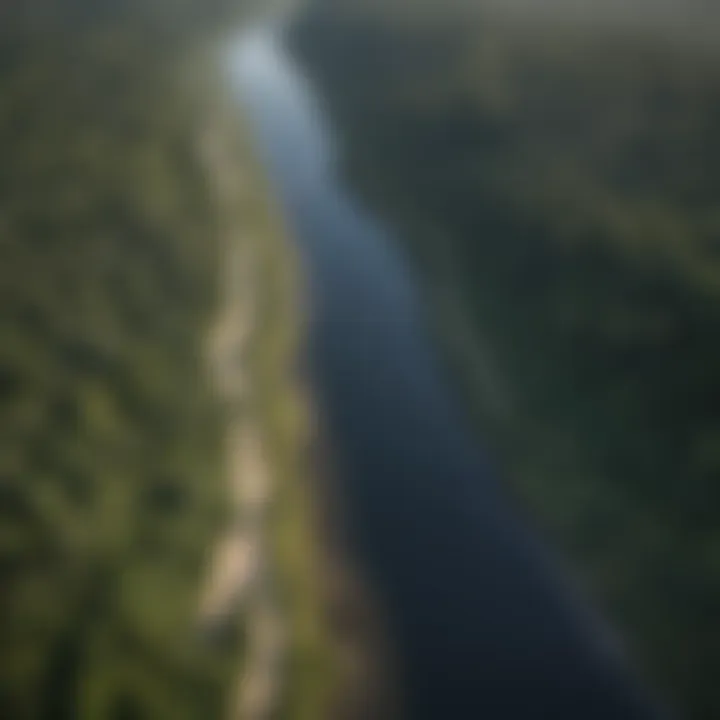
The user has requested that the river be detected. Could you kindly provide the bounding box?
[229,26,662,720]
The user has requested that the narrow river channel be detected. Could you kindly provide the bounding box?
[229,26,663,720]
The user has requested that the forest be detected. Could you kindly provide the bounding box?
[0,2,327,718]
[292,2,720,718]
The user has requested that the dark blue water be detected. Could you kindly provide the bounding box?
[230,28,662,720]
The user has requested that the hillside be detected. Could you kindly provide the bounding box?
[292,2,720,718]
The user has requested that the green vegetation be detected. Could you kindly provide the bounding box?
[0,34,229,719]
[0,3,329,719]
[292,3,720,718]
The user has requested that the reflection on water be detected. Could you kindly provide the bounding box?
[230,29,334,188]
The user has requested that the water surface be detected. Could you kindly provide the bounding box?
[230,28,660,720]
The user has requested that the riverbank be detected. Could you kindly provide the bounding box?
[195,66,335,718]
[197,44,401,715]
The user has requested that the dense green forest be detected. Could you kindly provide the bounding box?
[292,2,720,718]
[0,2,328,718]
